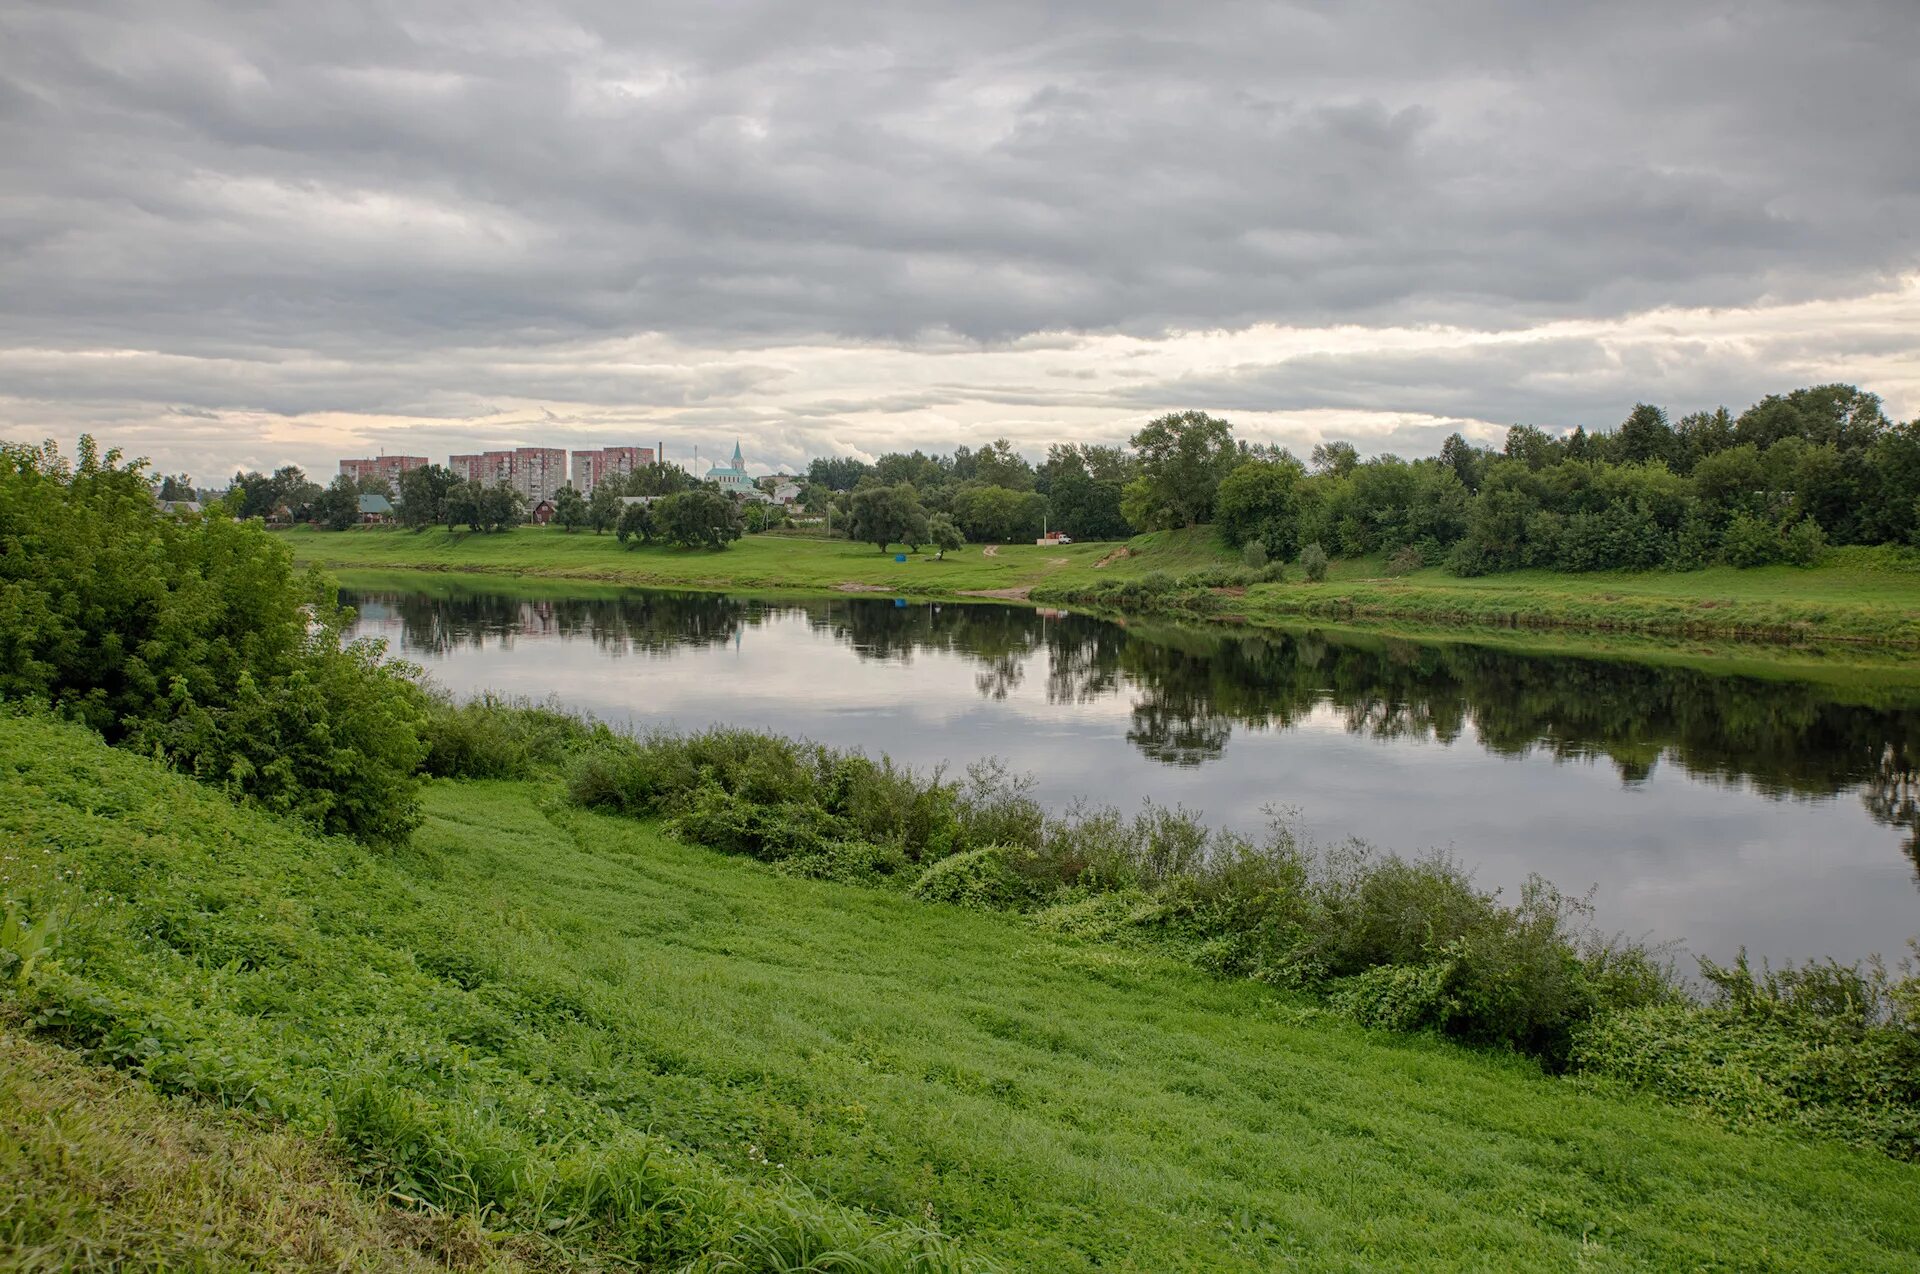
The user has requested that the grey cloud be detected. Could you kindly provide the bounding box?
[0,0,1916,463]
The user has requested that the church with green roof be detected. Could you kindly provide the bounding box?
[704,440,760,498]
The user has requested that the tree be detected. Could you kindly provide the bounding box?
[316,474,360,531]
[616,463,701,498]
[553,484,589,532]
[1614,403,1678,467]
[654,488,743,548]
[969,438,1035,490]
[230,464,319,521]
[927,512,965,560]
[588,484,623,534]
[807,456,874,492]
[479,482,524,532]
[951,483,1045,542]
[1215,457,1306,557]
[396,464,459,530]
[1042,444,1135,540]
[0,437,429,843]
[156,473,195,502]
[616,499,653,545]
[1311,441,1360,478]
[1438,433,1486,492]
[848,483,929,551]
[1124,411,1239,529]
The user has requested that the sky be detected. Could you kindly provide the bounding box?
[2,0,1916,484]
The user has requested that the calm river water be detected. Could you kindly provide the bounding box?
[342,581,1920,966]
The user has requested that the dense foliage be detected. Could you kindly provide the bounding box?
[785,384,1918,573]
[0,439,429,842]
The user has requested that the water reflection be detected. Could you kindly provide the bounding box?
[353,583,1920,817]
[342,582,1920,960]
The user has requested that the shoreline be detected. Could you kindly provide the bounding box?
[288,526,1920,653]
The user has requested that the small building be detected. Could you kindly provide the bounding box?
[704,440,757,497]
[159,499,202,517]
[529,498,556,526]
[357,494,395,525]
[773,481,803,506]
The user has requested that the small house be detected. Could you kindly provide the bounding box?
[357,494,394,525]
[529,498,556,526]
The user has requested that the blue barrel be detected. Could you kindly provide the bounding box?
[894,553,907,562]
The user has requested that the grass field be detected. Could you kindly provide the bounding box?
[5,712,1919,1270]
[286,525,1920,646]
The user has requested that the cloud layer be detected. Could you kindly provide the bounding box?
[2,0,1916,479]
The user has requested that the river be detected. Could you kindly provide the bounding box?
[342,579,1920,967]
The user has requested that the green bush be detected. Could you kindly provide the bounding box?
[1241,540,1269,569]
[1573,950,1920,1159]
[910,846,1032,910]
[1300,542,1329,582]
[421,693,606,779]
[1720,511,1783,567]
[0,438,431,843]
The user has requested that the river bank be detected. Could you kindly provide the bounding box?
[288,524,1920,650]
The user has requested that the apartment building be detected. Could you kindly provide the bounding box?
[511,447,568,506]
[338,455,427,486]
[570,445,657,494]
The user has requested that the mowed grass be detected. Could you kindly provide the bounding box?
[286,524,1120,595]
[5,715,1919,1270]
[0,1023,535,1272]
[288,524,1920,645]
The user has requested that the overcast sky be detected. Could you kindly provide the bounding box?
[2,1,1916,483]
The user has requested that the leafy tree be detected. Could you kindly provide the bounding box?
[0,437,429,842]
[230,464,319,521]
[654,488,743,548]
[1311,441,1359,478]
[1614,403,1678,468]
[1736,384,1889,454]
[155,473,195,502]
[1300,542,1329,581]
[616,499,653,545]
[396,463,460,530]
[615,463,701,498]
[479,482,524,532]
[807,456,874,492]
[1042,445,1135,540]
[966,438,1035,490]
[588,484,623,534]
[1503,426,1556,471]
[849,483,929,551]
[1216,457,1306,558]
[315,474,361,531]
[951,483,1045,542]
[1438,433,1487,492]
[927,513,965,560]
[553,484,589,532]
[1124,411,1239,529]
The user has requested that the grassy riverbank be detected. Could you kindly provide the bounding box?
[5,712,1920,1270]
[287,523,1920,647]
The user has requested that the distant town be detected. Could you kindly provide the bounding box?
[336,442,800,508]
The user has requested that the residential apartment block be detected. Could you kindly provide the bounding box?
[338,455,427,486]
[570,445,656,494]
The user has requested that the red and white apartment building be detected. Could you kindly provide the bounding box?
[338,455,428,486]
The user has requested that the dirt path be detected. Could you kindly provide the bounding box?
[1094,547,1131,568]
[958,586,1032,600]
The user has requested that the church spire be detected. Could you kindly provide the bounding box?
[731,439,744,469]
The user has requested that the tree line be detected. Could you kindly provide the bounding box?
[802,384,1918,571]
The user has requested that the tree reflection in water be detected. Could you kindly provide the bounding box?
[345,584,1920,875]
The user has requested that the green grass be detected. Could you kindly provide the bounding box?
[288,525,1920,647]
[0,1019,535,1272]
[5,713,1919,1270]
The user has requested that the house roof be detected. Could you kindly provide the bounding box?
[357,494,394,514]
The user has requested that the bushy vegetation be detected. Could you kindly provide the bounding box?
[793,384,1919,577]
[8,713,1919,1271]
[0,438,431,843]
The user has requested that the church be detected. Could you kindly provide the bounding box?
[704,441,764,499]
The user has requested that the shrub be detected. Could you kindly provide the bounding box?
[1300,542,1329,582]
[1383,545,1424,576]
[1719,511,1782,567]
[421,694,606,779]
[1241,540,1269,569]
[1573,950,1920,1159]
[1782,516,1827,566]
[911,846,1032,910]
